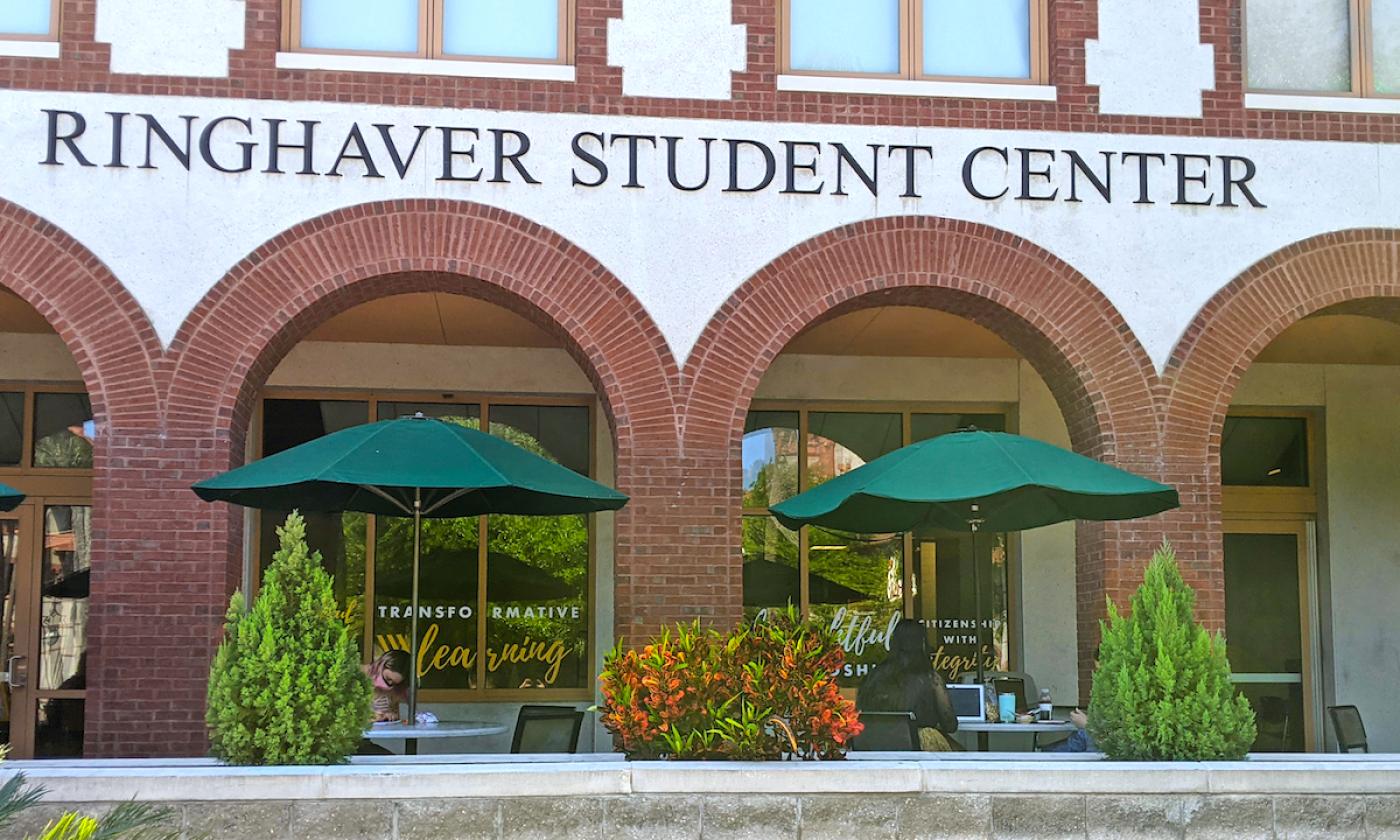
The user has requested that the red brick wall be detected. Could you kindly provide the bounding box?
[0,1,1398,143]
[3,199,1398,750]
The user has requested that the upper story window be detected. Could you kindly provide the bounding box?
[781,0,1044,83]
[1246,0,1399,97]
[285,0,569,63]
[0,0,57,40]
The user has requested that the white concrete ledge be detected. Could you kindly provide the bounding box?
[1245,92,1400,115]
[0,39,60,59]
[275,51,575,82]
[8,755,1400,803]
[777,73,1057,101]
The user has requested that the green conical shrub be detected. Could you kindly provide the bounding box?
[1088,541,1257,760]
[207,511,372,764]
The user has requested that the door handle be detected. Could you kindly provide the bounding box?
[2,655,26,688]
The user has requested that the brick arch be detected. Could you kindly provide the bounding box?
[0,199,161,428]
[1159,230,1400,620]
[683,216,1162,691]
[165,200,679,453]
[685,216,1158,459]
[1165,229,1400,452]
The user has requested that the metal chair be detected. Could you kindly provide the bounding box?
[511,704,585,754]
[851,711,920,750]
[1328,705,1368,753]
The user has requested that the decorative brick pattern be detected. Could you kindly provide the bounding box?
[0,2,1398,142]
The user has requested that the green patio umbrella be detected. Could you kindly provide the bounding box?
[0,482,23,512]
[193,413,627,717]
[770,429,1178,682]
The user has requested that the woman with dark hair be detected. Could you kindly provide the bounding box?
[856,619,961,750]
[365,650,411,723]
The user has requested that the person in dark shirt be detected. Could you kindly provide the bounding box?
[856,619,960,750]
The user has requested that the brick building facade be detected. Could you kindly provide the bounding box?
[0,0,1397,757]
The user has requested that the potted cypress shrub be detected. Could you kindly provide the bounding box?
[206,511,372,764]
[1089,541,1257,760]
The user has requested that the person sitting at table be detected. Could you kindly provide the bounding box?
[856,619,961,751]
[365,650,411,723]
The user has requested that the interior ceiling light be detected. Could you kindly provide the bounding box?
[1267,467,1283,476]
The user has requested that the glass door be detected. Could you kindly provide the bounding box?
[1,499,90,758]
[1222,521,1314,752]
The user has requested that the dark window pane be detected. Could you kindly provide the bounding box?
[34,699,83,758]
[1237,682,1306,752]
[0,392,22,466]
[32,393,92,469]
[911,531,1010,679]
[742,515,800,619]
[808,526,903,689]
[1222,416,1309,486]
[1224,533,1302,674]
[374,515,480,692]
[377,402,479,426]
[39,505,90,691]
[259,400,371,654]
[485,513,588,690]
[743,411,799,509]
[489,405,588,475]
[910,412,1006,442]
[806,412,902,488]
[263,399,368,456]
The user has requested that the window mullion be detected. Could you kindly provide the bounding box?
[906,0,917,80]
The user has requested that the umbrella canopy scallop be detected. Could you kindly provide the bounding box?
[192,416,627,518]
[770,429,1178,535]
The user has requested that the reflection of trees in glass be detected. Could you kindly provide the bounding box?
[742,427,798,509]
[32,433,91,469]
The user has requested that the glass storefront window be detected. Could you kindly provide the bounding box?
[808,526,903,688]
[742,407,1012,688]
[34,504,91,758]
[259,399,371,642]
[1222,416,1309,487]
[743,411,799,510]
[32,394,93,469]
[742,515,801,619]
[257,396,596,699]
[0,392,22,466]
[807,412,902,487]
[910,531,1009,679]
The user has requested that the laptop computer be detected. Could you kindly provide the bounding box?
[946,683,986,722]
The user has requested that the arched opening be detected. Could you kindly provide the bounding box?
[0,288,95,759]
[248,286,616,752]
[1219,303,1400,754]
[738,304,1081,730]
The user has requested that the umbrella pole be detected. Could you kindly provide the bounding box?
[408,488,422,723]
[969,504,986,685]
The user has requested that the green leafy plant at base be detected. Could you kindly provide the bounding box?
[33,803,182,840]
[207,511,372,764]
[1089,541,1257,760]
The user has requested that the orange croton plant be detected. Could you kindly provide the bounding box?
[598,606,862,760]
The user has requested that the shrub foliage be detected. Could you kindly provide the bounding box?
[207,511,372,764]
[1089,541,1257,760]
[598,607,862,759]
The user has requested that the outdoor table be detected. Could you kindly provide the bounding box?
[364,720,508,755]
[957,720,1078,752]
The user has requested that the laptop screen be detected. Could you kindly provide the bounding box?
[946,683,985,721]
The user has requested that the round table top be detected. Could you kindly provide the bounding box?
[957,720,1078,733]
[365,721,509,739]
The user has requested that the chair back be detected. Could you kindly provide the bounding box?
[1328,705,1368,753]
[851,711,919,751]
[511,705,585,754]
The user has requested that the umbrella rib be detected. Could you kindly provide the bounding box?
[360,484,414,516]
[423,487,474,516]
